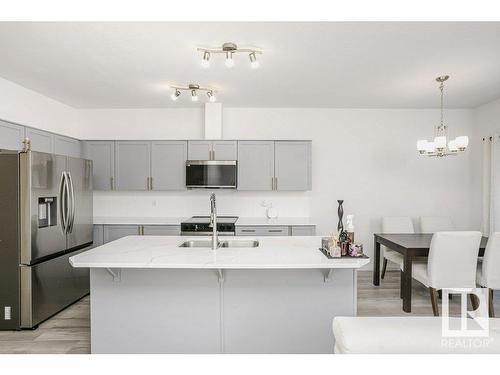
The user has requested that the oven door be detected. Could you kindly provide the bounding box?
[186,160,237,189]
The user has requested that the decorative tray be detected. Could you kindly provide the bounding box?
[318,247,368,259]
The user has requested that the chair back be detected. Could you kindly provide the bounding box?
[482,232,500,289]
[382,217,415,234]
[428,231,482,289]
[420,216,454,233]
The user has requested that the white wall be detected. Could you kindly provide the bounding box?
[0,77,78,137]
[81,107,478,262]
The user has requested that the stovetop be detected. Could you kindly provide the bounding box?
[182,216,239,224]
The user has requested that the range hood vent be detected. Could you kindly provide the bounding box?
[204,103,223,139]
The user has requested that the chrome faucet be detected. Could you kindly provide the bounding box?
[209,193,218,250]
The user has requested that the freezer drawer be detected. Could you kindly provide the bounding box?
[20,246,90,328]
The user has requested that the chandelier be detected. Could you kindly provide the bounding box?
[416,75,468,157]
[197,42,262,69]
[170,83,217,103]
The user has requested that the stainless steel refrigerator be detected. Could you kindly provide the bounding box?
[0,150,93,330]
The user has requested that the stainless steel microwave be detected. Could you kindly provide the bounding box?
[186,160,237,189]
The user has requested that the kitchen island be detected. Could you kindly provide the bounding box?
[69,236,369,354]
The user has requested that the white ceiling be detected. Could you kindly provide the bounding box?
[0,22,500,109]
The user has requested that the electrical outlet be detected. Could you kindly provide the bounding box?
[4,306,11,320]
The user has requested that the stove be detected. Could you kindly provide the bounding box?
[180,216,238,236]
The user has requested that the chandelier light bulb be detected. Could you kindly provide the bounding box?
[455,136,469,150]
[201,51,210,68]
[170,89,180,101]
[448,140,458,152]
[225,52,235,68]
[249,52,260,69]
[191,89,198,102]
[425,141,436,154]
[434,136,447,151]
[417,140,428,154]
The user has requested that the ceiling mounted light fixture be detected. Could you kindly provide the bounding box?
[416,75,469,157]
[169,83,217,103]
[197,42,263,69]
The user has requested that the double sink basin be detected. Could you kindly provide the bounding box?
[179,239,259,248]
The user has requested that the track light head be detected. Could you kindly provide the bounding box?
[249,52,259,69]
[207,91,216,103]
[225,52,234,68]
[201,51,210,68]
[191,89,198,102]
[170,89,181,101]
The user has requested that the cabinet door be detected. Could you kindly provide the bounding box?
[291,226,316,236]
[115,141,151,190]
[103,225,140,243]
[237,141,274,191]
[151,141,187,190]
[274,141,311,191]
[25,128,54,153]
[187,141,212,160]
[83,141,115,191]
[142,225,181,236]
[93,225,104,247]
[236,226,290,236]
[212,141,237,160]
[54,135,81,157]
[0,120,24,150]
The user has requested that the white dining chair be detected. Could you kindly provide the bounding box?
[420,216,454,233]
[412,231,482,316]
[381,217,415,279]
[476,232,500,317]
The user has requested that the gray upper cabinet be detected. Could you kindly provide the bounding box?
[274,141,312,191]
[25,127,54,153]
[188,141,212,160]
[84,141,115,191]
[151,141,187,190]
[115,141,151,191]
[0,120,24,151]
[237,141,275,191]
[54,135,81,157]
[212,141,237,160]
[188,140,237,160]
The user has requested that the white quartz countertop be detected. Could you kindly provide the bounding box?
[93,216,187,225]
[69,236,369,270]
[235,217,316,226]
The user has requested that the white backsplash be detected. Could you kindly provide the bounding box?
[93,190,312,218]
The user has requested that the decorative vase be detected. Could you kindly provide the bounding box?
[337,200,344,232]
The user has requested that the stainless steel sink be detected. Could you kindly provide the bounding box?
[178,240,214,248]
[219,240,259,248]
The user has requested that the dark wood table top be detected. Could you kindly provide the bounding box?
[374,233,488,250]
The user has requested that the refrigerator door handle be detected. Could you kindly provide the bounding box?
[59,172,68,234]
[67,171,76,233]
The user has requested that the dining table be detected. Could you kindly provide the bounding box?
[373,233,488,313]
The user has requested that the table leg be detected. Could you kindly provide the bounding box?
[402,254,412,313]
[373,237,380,286]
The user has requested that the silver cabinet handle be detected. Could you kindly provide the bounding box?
[271,177,274,190]
[274,177,278,190]
[150,177,153,190]
[110,176,115,190]
[268,229,283,233]
[241,229,255,232]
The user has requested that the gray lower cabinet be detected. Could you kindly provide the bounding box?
[0,120,24,150]
[93,225,104,247]
[25,127,54,153]
[212,141,237,160]
[115,141,151,191]
[291,226,316,236]
[237,141,275,190]
[151,141,187,190]
[83,141,115,191]
[142,225,181,236]
[103,225,140,243]
[54,135,81,158]
[236,226,290,236]
[274,141,312,191]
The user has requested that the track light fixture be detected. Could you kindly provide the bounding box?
[197,42,262,69]
[169,83,217,103]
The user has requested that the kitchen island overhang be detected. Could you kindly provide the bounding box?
[70,236,369,354]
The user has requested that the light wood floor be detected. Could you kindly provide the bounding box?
[1,271,498,354]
